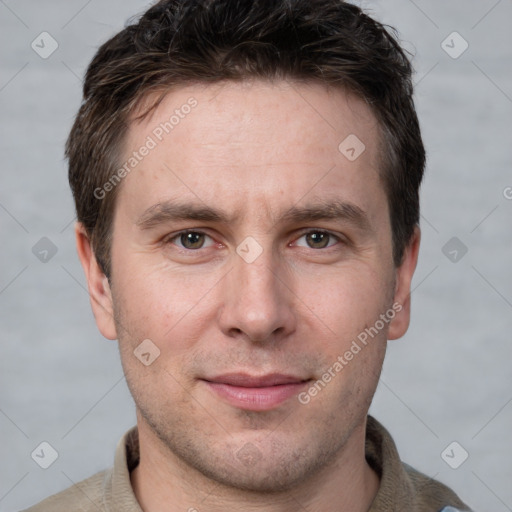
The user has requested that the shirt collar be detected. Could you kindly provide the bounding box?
[107,415,465,512]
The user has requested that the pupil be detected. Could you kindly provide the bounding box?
[307,232,328,248]
[182,232,203,248]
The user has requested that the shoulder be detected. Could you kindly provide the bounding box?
[365,416,473,511]
[21,427,140,512]
[403,463,472,511]
[20,469,109,512]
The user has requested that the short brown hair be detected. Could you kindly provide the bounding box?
[66,0,425,278]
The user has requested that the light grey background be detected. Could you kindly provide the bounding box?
[1,1,511,510]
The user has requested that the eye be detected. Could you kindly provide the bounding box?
[294,231,339,249]
[169,231,215,250]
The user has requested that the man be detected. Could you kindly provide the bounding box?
[25,0,472,510]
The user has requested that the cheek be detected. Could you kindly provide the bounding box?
[296,263,392,340]
[112,257,222,351]
[112,266,207,401]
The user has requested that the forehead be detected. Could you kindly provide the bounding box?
[131,80,379,155]
[119,80,385,222]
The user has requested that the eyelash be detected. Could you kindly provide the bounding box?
[164,229,344,251]
[291,230,342,250]
[165,230,218,250]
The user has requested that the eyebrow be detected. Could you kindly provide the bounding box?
[280,201,372,233]
[136,199,372,233]
[136,202,231,230]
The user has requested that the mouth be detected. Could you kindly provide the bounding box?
[201,373,311,411]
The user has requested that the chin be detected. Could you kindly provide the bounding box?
[149,416,344,494]
[184,448,327,493]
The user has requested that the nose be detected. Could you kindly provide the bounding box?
[217,248,296,344]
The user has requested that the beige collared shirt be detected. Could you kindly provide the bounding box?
[23,416,471,512]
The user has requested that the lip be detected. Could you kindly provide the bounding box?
[202,373,310,411]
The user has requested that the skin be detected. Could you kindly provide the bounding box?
[76,80,420,512]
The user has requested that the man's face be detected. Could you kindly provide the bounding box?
[84,80,417,491]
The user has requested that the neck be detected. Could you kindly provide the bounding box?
[131,417,379,512]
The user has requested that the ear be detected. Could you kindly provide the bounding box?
[388,225,421,340]
[75,223,117,340]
